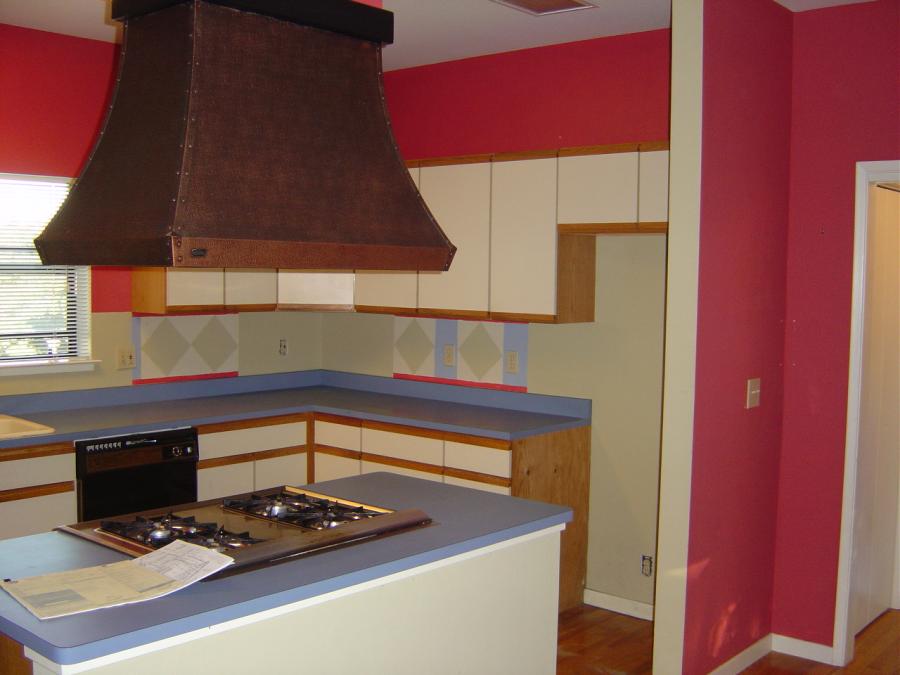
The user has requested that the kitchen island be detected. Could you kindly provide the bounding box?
[0,473,570,674]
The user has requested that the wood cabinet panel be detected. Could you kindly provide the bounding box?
[490,158,558,317]
[0,490,76,540]
[198,463,254,501]
[0,453,74,492]
[417,163,491,314]
[361,427,443,467]
[255,453,307,490]
[557,152,639,224]
[638,150,669,223]
[444,441,511,478]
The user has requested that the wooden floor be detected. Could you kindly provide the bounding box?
[557,606,900,674]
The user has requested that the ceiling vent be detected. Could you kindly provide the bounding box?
[488,0,597,16]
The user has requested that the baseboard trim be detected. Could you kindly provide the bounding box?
[709,635,772,675]
[772,634,835,664]
[582,589,654,620]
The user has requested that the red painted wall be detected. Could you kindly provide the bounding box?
[383,29,671,159]
[684,2,793,672]
[773,0,900,644]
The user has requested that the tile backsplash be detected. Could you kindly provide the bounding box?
[134,314,239,383]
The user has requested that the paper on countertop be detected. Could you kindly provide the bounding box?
[0,540,234,620]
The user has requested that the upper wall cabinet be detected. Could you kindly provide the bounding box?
[638,150,669,224]
[490,156,559,320]
[557,150,639,225]
[132,268,225,314]
[224,269,277,310]
[278,271,355,310]
[417,162,491,317]
[354,166,420,313]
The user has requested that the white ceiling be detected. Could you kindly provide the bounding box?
[0,0,877,71]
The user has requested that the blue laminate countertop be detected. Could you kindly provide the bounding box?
[0,473,571,665]
[0,370,590,449]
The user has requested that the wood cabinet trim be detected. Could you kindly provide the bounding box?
[558,222,669,235]
[198,444,307,469]
[443,466,512,487]
[360,452,443,476]
[313,413,363,427]
[638,140,670,151]
[488,311,557,324]
[196,413,309,435]
[276,303,354,312]
[224,303,277,312]
[558,142,640,157]
[415,308,491,321]
[0,442,73,463]
[492,149,559,162]
[556,233,596,324]
[0,481,74,503]
[360,420,446,442]
[413,154,493,167]
[354,305,415,316]
[314,445,362,460]
[442,432,511,450]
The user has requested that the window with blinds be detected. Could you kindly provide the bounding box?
[0,174,90,364]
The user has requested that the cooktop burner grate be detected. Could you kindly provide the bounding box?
[222,491,385,530]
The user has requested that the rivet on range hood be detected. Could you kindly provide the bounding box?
[34,0,456,271]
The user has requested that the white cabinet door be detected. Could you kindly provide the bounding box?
[315,421,361,451]
[443,475,511,495]
[278,271,355,309]
[444,441,511,479]
[200,422,307,460]
[361,460,443,483]
[354,168,420,311]
[361,427,443,467]
[490,158,558,317]
[557,152,639,224]
[255,453,307,490]
[166,269,225,307]
[224,268,277,307]
[0,454,74,491]
[315,453,361,482]
[417,162,491,314]
[638,150,669,223]
[198,463,254,501]
[0,491,77,540]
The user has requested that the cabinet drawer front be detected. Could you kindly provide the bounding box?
[557,152,639,224]
[200,422,307,459]
[361,428,443,466]
[255,453,307,490]
[0,454,75,492]
[361,460,443,483]
[166,268,224,306]
[638,150,669,222]
[198,463,254,501]
[315,421,361,452]
[278,271,355,306]
[0,491,77,541]
[444,441,511,478]
[224,268,277,305]
[443,475,511,496]
[315,454,361,482]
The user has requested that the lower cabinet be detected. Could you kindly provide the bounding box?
[197,415,308,501]
[0,443,76,540]
[0,490,77,540]
[312,450,360,482]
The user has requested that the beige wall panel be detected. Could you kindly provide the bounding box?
[361,461,443,483]
[444,441,511,478]
[0,312,134,396]
[224,269,277,306]
[314,453,361,482]
[197,463,254,501]
[638,150,670,223]
[0,491,77,540]
[321,313,394,377]
[238,311,322,376]
[278,272,355,307]
[0,454,74,492]
[557,152,639,223]
[166,269,224,307]
[199,422,306,460]
[255,453,307,491]
[418,163,491,312]
[529,235,666,606]
[315,421,361,452]
[443,475,511,495]
[361,428,443,466]
[490,158,557,316]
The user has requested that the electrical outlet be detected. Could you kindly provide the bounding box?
[278,338,288,357]
[745,377,761,409]
[641,555,654,577]
[505,350,519,374]
[442,344,455,367]
[115,346,136,370]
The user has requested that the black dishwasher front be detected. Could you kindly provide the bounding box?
[75,427,198,521]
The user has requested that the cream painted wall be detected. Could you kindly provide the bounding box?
[529,235,666,605]
[238,312,323,376]
[0,312,134,396]
[321,312,394,377]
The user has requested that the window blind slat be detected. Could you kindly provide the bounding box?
[0,175,91,363]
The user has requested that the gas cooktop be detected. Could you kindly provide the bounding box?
[58,486,431,577]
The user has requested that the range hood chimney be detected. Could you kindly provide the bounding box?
[35,0,456,271]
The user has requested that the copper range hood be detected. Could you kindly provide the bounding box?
[35,0,456,271]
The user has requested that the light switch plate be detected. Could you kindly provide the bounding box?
[442,344,455,367]
[505,351,520,374]
[745,377,761,409]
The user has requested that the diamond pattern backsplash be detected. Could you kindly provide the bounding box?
[138,314,238,381]
[394,318,435,375]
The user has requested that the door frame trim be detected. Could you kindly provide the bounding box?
[833,159,900,665]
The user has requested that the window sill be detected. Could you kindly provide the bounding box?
[0,359,100,377]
